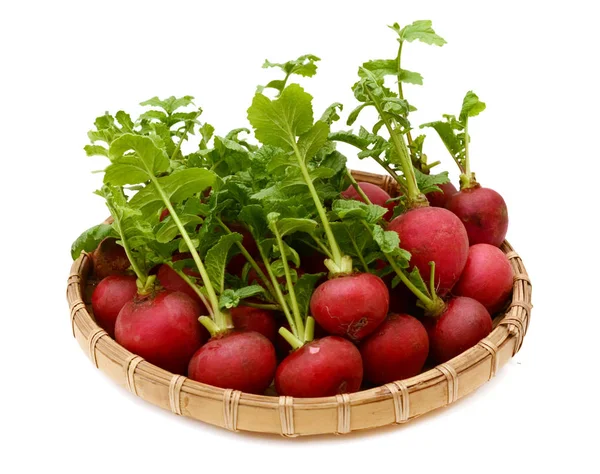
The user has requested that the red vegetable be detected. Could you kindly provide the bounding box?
[341,181,395,220]
[310,273,389,341]
[446,185,508,247]
[187,331,277,394]
[387,207,469,296]
[91,275,137,338]
[453,243,513,313]
[115,290,206,374]
[156,264,207,312]
[425,296,492,364]
[91,238,130,279]
[426,181,458,208]
[275,336,363,397]
[360,313,429,384]
[231,306,277,342]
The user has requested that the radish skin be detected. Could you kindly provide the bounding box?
[453,244,513,313]
[275,336,363,397]
[91,275,137,338]
[231,306,277,342]
[360,313,429,385]
[188,331,277,394]
[92,238,130,278]
[425,296,492,364]
[426,182,458,208]
[115,290,206,374]
[310,273,389,341]
[446,186,508,247]
[388,207,469,296]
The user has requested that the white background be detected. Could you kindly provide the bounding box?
[1,1,599,472]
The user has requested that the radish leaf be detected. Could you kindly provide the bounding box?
[70,223,117,260]
[205,233,243,294]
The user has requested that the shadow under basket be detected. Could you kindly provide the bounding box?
[66,170,532,437]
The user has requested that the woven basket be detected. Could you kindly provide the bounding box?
[66,170,532,437]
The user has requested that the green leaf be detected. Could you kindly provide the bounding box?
[297,121,330,162]
[420,119,463,159]
[218,285,264,309]
[247,84,314,150]
[70,223,116,260]
[106,134,170,184]
[238,205,269,241]
[414,168,450,195]
[84,144,108,157]
[460,91,486,121]
[332,199,387,223]
[294,273,324,319]
[394,20,446,46]
[140,95,195,115]
[398,69,423,85]
[275,217,319,237]
[129,168,216,218]
[205,233,243,294]
[320,103,343,124]
[373,224,400,254]
[155,215,203,243]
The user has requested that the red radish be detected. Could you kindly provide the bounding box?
[92,238,130,278]
[360,313,429,384]
[425,296,492,364]
[172,252,200,277]
[388,279,419,315]
[115,290,206,374]
[453,243,513,313]
[159,208,170,221]
[275,320,328,359]
[426,181,458,208]
[275,336,363,397]
[156,264,207,312]
[446,186,508,247]
[388,207,469,296]
[231,306,277,342]
[91,275,137,338]
[341,181,395,220]
[424,91,509,247]
[310,273,389,341]
[188,331,277,394]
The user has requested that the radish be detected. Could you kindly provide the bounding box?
[275,336,363,397]
[230,306,277,342]
[360,313,429,385]
[423,91,508,247]
[446,187,508,247]
[387,207,469,297]
[341,181,395,220]
[424,296,492,364]
[426,181,458,208]
[247,83,377,396]
[157,263,207,309]
[453,243,513,314]
[116,290,206,374]
[91,274,137,338]
[92,237,130,278]
[310,272,389,341]
[188,330,277,394]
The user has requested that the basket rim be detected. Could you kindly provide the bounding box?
[66,169,532,436]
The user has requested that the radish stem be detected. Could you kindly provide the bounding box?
[168,263,214,318]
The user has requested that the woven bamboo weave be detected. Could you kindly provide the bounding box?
[66,170,532,436]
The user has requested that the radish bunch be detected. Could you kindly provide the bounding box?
[72,20,515,398]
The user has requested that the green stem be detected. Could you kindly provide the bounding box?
[423,160,441,171]
[169,264,214,318]
[292,141,345,270]
[240,302,281,311]
[368,88,421,203]
[199,316,219,337]
[346,168,372,205]
[371,155,408,195]
[106,201,146,286]
[215,217,277,300]
[150,176,224,329]
[272,222,304,340]
[257,242,297,336]
[304,316,315,343]
[136,274,156,296]
[278,327,303,350]
[310,235,333,260]
[464,119,471,178]
[396,41,415,152]
[429,261,436,298]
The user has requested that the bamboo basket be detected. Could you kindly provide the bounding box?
[66,170,532,437]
